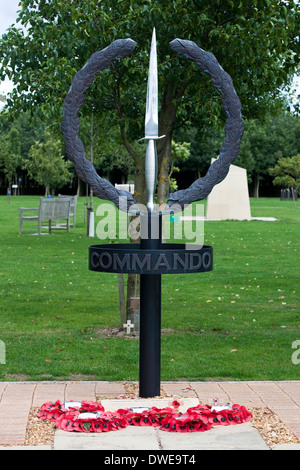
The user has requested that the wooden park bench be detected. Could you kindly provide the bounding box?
[58,194,77,227]
[19,198,71,235]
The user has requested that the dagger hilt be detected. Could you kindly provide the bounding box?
[142,135,165,213]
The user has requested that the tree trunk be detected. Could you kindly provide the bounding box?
[126,154,147,327]
[157,82,185,205]
[253,174,260,198]
[89,112,94,211]
[157,134,173,205]
[118,273,126,328]
[77,177,83,197]
[133,154,147,206]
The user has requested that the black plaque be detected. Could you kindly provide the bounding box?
[89,243,213,275]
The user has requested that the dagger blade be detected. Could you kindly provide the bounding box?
[145,28,159,139]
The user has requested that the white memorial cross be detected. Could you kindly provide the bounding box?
[123,320,134,334]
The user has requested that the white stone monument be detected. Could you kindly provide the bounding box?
[206,159,251,220]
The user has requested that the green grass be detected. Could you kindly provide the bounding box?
[0,195,299,382]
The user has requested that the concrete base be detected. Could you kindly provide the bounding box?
[53,422,268,451]
[51,399,268,450]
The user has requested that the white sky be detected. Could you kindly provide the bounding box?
[0,0,21,32]
[0,0,299,107]
[0,0,22,96]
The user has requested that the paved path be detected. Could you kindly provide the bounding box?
[0,381,299,447]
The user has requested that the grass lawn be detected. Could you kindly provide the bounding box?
[0,195,299,382]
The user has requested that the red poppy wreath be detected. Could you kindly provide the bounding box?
[37,399,252,434]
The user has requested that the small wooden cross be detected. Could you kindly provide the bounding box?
[123,320,134,334]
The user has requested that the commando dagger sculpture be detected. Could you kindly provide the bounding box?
[61,29,243,398]
[142,28,165,213]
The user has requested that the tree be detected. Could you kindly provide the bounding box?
[236,113,300,196]
[24,130,73,196]
[78,113,135,182]
[168,140,190,192]
[269,154,300,192]
[174,118,225,182]
[0,112,54,194]
[0,127,21,191]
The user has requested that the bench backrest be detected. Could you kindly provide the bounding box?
[58,195,77,215]
[39,198,70,220]
[114,184,135,195]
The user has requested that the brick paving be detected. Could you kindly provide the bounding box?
[0,381,300,446]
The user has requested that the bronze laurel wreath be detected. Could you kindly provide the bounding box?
[61,38,244,213]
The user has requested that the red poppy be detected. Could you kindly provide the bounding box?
[140,414,152,426]
[57,417,74,432]
[90,420,103,433]
[101,419,112,432]
[37,400,68,422]
[188,419,210,432]
[130,414,143,426]
[116,408,131,417]
[146,407,170,426]
[160,416,178,432]
[208,412,229,425]
[37,401,53,417]
[71,420,84,432]
[111,415,128,431]
[159,414,209,433]
[181,413,211,433]
[120,407,147,426]
[80,401,104,413]
[226,405,252,424]
[186,404,210,415]
[172,400,181,411]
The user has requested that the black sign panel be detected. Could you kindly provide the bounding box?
[89,243,213,275]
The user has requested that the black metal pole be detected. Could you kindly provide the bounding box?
[139,272,161,398]
[139,211,162,398]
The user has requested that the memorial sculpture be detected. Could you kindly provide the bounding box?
[61,29,244,398]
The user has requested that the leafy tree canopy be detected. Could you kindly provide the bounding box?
[1,0,298,123]
[24,129,73,195]
[0,127,21,188]
[269,154,300,191]
[0,0,299,201]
